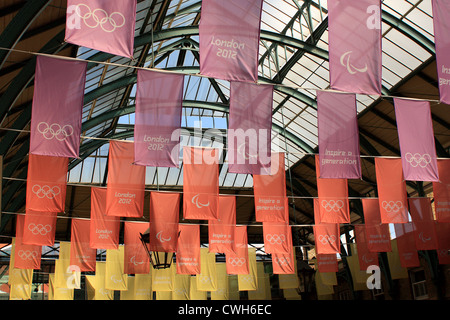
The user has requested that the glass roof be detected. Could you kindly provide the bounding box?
[68,0,437,189]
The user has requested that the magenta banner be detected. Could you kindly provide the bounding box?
[328,0,382,95]
[134,70,184,167]
[394,98,439,182]
[317,90,361,179]
[199,0,263,82]
[30,56,86,158]
[432,0,450,104]
[228,82,272,175]
[65,0,137,58]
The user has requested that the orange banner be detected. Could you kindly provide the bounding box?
[263,222,292,254]
[253,152,288,222]
[315,155,350,223]
[226,226,249,275]
[106,140,145,217]
[26,154,68,212]
[436,222,450,264]
[90,187,120,249]
[149,191,180,252]
[313,198,340,255]
[375,158,408,223]
[316,254,338,273]
[394,223,420,268]
[124,222,150,274]
[272,246,295,274]
[408,198,439,250]
[176,224,200,274]
[14,215,41,269]
[22,210,57,246]
[354,225,379,270]
[433,159,450,222]
[361,198,391,252]
[183,147,219,220]
[209,195,236,254]
[70,218,96,272]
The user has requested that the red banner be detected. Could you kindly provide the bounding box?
[149,191,180,252]
[263,222,292,255]
[90,187,120,249]
[272,246,295,275]
[375,158,409,223]
[14,215,41,270]
[183,147,219,220]
[436,222,450,264]
[361,198,391,252]
[354,225,379,270]
[226,226,249,275]
[408,198,439,250]
[253,152,288,222]
[395,223,420,268]
[433,159,450,222]
[26,154,68,213]
[315,155,350,223]
[313,198,340,255]
[70,218,96,272]
[209,195,236,254]
[22,210,57,246]
[317,254,338,273]
[176,224,200,274]
[124,222,150,274]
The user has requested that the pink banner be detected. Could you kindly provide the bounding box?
[30,56,86,158]
[328,0,382,95]
[432,0,450,104]
[199,0,263,82]
[228,82,272,174]
[394,98,439,182]
[434,159,450,222]
[65,0,137,58]
[134,70,184,167]
[317,91,361,179]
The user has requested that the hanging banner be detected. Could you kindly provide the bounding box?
[22,210,57,246]
[436,222,450,264]
[124,222,150,274]
[70,218,96,272]
[55,242,81,289]
[315,271,334,297]
[14,215,41,270]
[8,238,33,286]
[49,274,74,300]
[238,248,258,291]
[432,0,450,104]
[354,225,379,270]
[278,258,299,289]
[272,246,295,275]
[26,154,68,213]
[106,141,145,218]
[263,222,292,254]
[375,158,409,223]
[211,263,229,300]
[197,248,218,291]
[209,195,236,254]
[408,198,439,250]
[105,246,128,291]
[248,263,270,300]
[149,191,180,252]
[314,259,337,286]
[30,55,86,158]
[328,0,382,95]
[134,69,184,167]
[313,223,341,255]
[152,263,175,292]
[346,252,371,291]
[120,277,135,300]
[172,274,191,300]
[226,226,249,275]
[9,283,32,300]
[190,276,207,300]
[90,187,120,249]
[228,81,272,175]
[433,159,450,222]
[394,223,420,268]
[317,254,338,273]
[386,240,409,279]
[361,198,392,252]
[87,262,114,300]
[176,224,201,275]
[134,273,153,300]
[183,147,219,220]
[253,152,288,222]
[394,98,439,182]
[65,0,136,58]
[315,155,350,224]
[317,91,361,179]
[199,0,263,82]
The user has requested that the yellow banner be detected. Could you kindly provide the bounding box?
[283,288,302,300]
[9,283,32,300]
[197,248,217,291]
[152,262,175,291]
[313,259,337,286]
[105,246,128,291]
[86,262,114,300]
[48,274,73,300]
[346,252,370,291]
[315,271,334,296]
[120,277,135,300]
[8,239,33,286]
[211,263,229,300]
[54,241,81,289]
[279,258,299,289]
[172,273,190,300]
[228,275,240,300]
[156,291,172,300]
[134,272,153,300]
[238,248,257,291]
[248,263,270,300]
[387,239,409,279]
[190,276,207,300]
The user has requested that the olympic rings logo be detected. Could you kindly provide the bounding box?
[28,223,52,235]
[265,234,285,245]
[73,4,126,33]
[318,235,336,245]
[37,122,74,141]
[32,184,61,199]
[405,153,431,168]
[321,200,344,212]
[198,276,212,284]
[274,256,291,266]
[18,250,39,260]
[228,257,245,266]
[381,201,403,213]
